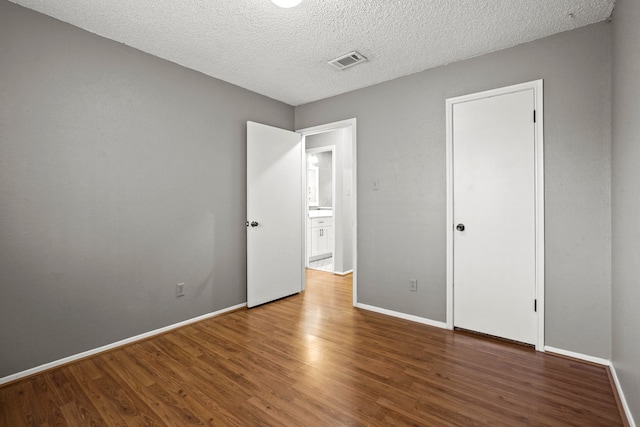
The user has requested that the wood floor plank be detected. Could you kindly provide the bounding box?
[30,375,68,426]
[51,367,107,426]
[66,361,133,426]
[0,269,626,426]
[0,380,30,427]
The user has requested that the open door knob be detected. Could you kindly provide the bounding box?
[456,224,465,231]
[250,221,259,227]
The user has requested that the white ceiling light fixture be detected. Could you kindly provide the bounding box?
[271,0,302,8]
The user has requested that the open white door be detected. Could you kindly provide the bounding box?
[247,121,303,308]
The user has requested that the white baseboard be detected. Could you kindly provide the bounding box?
[334,269,353,276]
[610,363,637,427]
[543,346,610,366]
[0,303,247,386]
[356,303,448,329]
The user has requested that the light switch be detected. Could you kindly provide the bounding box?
[371,178,380,191]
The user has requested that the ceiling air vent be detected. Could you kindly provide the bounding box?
[328,51,367,70]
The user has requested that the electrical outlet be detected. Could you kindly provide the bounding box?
[176,283,185,297]
[409,279,418,292]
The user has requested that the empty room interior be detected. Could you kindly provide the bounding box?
[0,0,638,425]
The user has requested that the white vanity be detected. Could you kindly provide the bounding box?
[307,210,333,261]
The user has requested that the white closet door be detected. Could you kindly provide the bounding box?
[452,89,537,345]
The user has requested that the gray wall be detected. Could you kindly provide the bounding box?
[0,1,293,378]
[317,152,333,207]
[611,0,640,421]
[296,23,612,358]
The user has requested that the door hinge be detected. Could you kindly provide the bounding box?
[534,299,537,312]
[533,110,537,123]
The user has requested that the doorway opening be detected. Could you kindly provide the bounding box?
[297,119,357,306]
[305,146,335,272]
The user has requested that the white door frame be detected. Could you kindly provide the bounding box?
[305,145,336,269]
[445,80,545,351]
[297,119,358,307]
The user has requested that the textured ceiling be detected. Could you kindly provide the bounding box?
[9,0,615,106]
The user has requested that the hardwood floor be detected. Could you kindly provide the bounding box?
[1,270,626,426]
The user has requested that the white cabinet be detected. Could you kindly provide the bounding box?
[309,216,333,258]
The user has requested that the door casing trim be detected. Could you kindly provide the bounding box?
[445,80,545,351]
